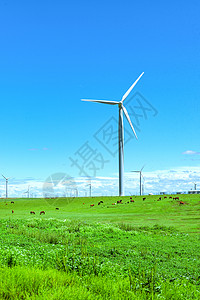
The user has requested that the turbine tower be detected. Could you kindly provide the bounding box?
[82,72,144,196]
[131,166,145,196]
[87,183,91,197]
[86,178,92,197]
[2,175,11,198]
[24,186,30,198]
[142,176,145,195]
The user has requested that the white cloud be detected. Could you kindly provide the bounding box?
[1,166,200,198]
[182,150,200,155]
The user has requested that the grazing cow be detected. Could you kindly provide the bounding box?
[12,210,14,213]
[143,197,146,201]
[40,211,45,215]
[98,202,101,205]
[56,208,59,210]
[30,211,35,214]
[83,203,85,205]
[100,200,103,204]
[130,200,134,203]
[179,201,185,205]
[175,197,179,200]
[157,199,161,201]
[169,197,172,199]
[90,204,94,207]
[130,197,132,200]
[159,197,161,200]
[11,201,14,204]
[117,199,122,204]
[164,196,167,199]
[127,201,129,204]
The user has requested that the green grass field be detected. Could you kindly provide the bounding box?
[0,194,200,299]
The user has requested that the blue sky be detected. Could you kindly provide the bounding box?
[0,0,200,196]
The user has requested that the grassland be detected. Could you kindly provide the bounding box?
[0,194,199,299]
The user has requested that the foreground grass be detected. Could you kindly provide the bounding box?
[0,218,199,299]
[0,195,199,299]
[0,266,199,300]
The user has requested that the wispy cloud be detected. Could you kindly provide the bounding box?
[28,148,49,151]
[182,150,200,155]
[28,148,39,151]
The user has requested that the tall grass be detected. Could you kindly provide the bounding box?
[0,266,199,300]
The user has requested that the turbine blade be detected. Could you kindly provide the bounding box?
[81,99,119,105]
[131,171,140,173]
[2,174,6,179]
[122,106,138,139]
[141,165,145,172]
[121,72,144,103]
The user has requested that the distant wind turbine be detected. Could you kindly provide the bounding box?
[86,178,92,197]
[142,176,145,195]
[24,186,30,198]
[82,72,144,196]
[86,183,92,197]
[131,166,145,196]
[2,175,11,198]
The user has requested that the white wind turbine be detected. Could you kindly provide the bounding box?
[2,175,11,198]
[86,178,92,197]
[24,186,30,198]
[86,182,92,197]
[131,165,145,196]
[82,72,144,196]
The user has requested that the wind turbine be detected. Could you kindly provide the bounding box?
[24,186,30,198]
[193,182,197,190]
[86,178,92,197]
[87,183,92,197]
[2,175,11,198]
[131,166,145,196]
[142,176,145,195]
[82,72,144,196]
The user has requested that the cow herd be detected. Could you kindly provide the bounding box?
[89,197,135,207]
[3,201,47,215]
[88,195,186,207]
[30,211,45,215]
[156,196,186,204]
[3,195,187,215]
[4,201,64,215]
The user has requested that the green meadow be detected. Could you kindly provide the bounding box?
[0,194,200,299]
